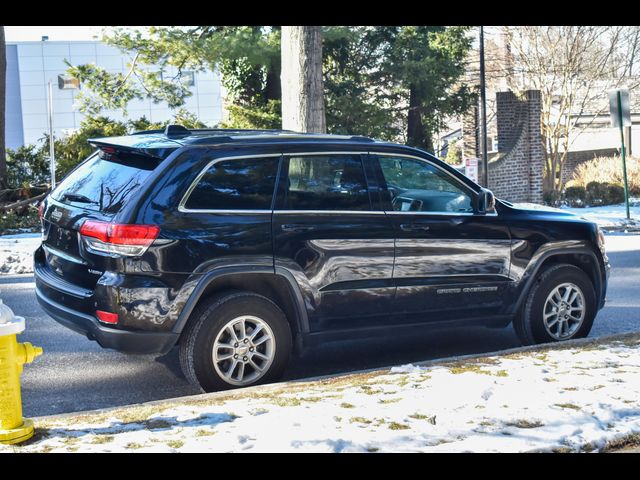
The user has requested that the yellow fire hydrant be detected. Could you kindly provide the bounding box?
[0,300,43,445]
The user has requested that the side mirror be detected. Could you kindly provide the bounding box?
[477,188,496,214]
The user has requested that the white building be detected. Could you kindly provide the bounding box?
[4,40,224,149]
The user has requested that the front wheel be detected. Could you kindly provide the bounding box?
[179,291,292,392]
[514,264,596,346]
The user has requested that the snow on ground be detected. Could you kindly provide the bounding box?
[0,233,40,275]
[4,335,640,453]
[561,198,640,231]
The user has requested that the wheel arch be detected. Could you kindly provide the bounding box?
[513,247,604,315]
[173,267,309,342]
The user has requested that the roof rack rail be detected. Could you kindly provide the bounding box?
[129,127,377,143]
[130,129,166,135]
[349,135,375,142]
[130,126,298,136]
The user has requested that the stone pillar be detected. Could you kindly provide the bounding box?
[525,90,544,203]
[488,89,544,203]
[496,90,521,153]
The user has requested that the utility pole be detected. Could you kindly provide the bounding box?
[479,26,489,188]
[47,81,55,189]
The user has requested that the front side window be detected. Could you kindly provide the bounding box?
[281,154,370,211]
[378,156,474,213]
[184,157,279,210]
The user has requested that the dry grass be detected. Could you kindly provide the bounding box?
[166,439,184,449]
[554,403,581,411]
[349,417,373,425]
[601,432,640,452]
[388,422,410,431]
[90,435,114,444]
[568,155,640,195]
[504,419,544,429]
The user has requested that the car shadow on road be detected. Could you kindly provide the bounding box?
[155,325,522,384]
[282,325,522,381]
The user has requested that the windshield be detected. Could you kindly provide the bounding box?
[51,151,159,214]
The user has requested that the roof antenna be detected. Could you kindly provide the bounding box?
[164,124,191,138]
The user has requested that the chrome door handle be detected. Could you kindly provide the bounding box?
[399,223,430,232]
[280,224,316,233]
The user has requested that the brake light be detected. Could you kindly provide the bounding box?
[96,310,119,324]
[79,220,159,256]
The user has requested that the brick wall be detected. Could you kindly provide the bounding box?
[467,90,544,203]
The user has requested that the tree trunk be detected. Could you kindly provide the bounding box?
[407,84,429,150]
[0,26,7,189]
[265,60,281,102]
[281,26,326,133]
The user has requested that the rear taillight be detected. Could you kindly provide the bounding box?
[96,310,119,324]
[79,220,159,257]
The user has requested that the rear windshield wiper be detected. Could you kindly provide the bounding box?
[61,193,99,205]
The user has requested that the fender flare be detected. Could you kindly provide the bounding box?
[513,246,604,315]
[171,265,310,336]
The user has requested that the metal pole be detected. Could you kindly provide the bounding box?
[617,91,631,220]
[47,81,55,189]
[624,125,632,156]
[479,26,489,188]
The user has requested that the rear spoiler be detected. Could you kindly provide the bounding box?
[88,134,181,160]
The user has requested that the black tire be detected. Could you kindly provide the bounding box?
[514,264,596,346]
[179,291,292,392]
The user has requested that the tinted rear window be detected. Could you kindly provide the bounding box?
[184,157,279,210]
[51,152,158,214]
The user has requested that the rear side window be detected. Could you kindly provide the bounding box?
[51,152,159,215]
[281,154,371,211]
[184,157,279,210]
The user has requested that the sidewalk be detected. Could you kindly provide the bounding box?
[3,332,640,453]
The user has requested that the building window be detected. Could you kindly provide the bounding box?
[58,75,80,90]
[179,71,195,87]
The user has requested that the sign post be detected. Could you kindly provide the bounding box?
[609,88,631,220]
[465,157,479,183]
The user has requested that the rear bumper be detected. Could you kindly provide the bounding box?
[35,285,179,355]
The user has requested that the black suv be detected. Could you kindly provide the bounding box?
[34,126,610,391]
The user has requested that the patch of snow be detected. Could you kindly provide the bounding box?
[389,364,427,374]
[6,337,640,453]
[504,200,639,230]
[561,202,640,229]
[0,233,41,275]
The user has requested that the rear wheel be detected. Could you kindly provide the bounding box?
[179,291,292,392]
[514,264,596,346]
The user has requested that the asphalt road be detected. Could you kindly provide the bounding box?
[1,234,638,418]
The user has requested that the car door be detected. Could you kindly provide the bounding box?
[272,152,396,333]
[370,152,512,323]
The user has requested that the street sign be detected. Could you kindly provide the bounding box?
[609,88,631,127]
[609,88,632,220]
[465,157,479,183]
